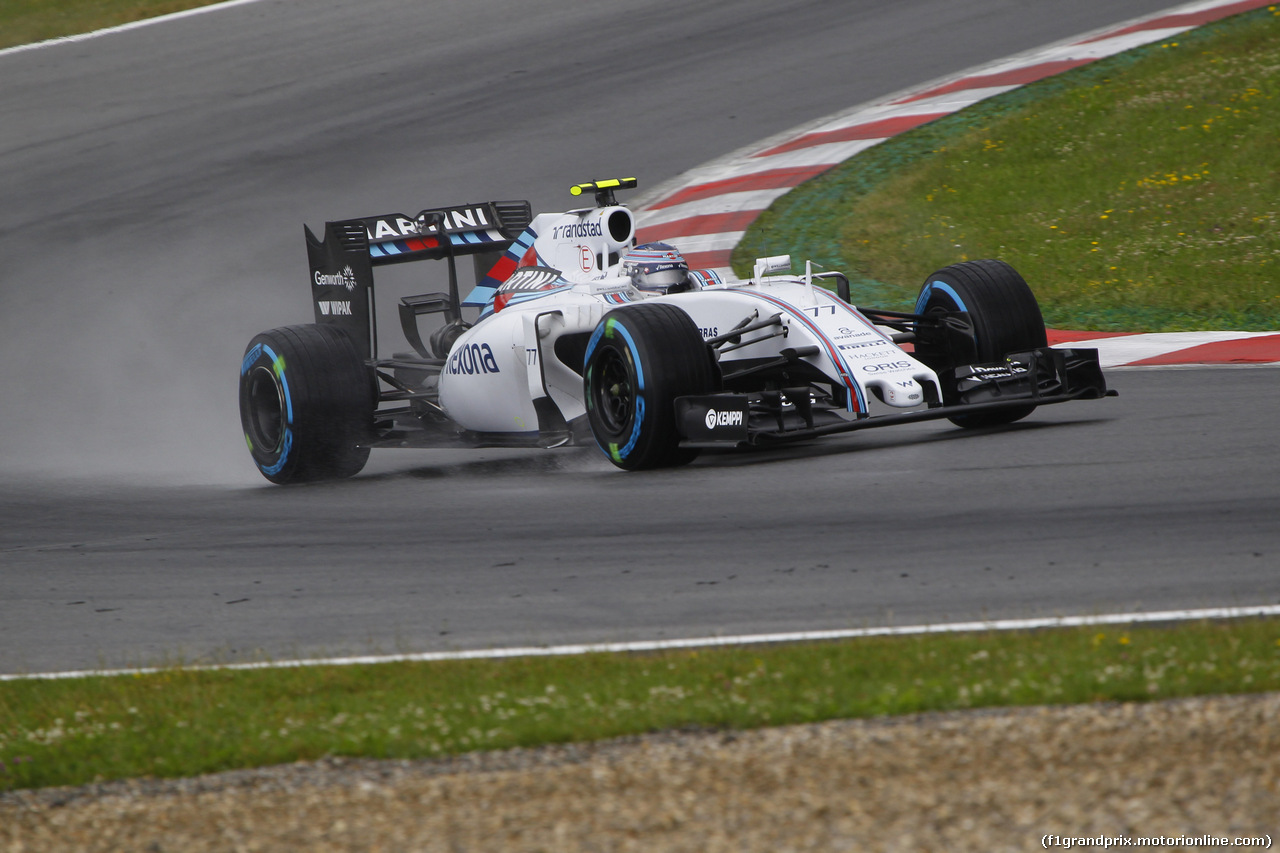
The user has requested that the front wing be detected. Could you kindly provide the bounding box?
[675,347,1114,446]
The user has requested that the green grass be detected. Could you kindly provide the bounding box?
[735,6,1280,332]
[0,0,222,50]
[3,619,1279,791]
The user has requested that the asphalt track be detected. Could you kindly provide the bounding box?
[2,0,1277,675]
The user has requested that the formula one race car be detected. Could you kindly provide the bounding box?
[238,178,1113,484]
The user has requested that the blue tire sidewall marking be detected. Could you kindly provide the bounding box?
[586,315,647,462]
[241,343,262,376]
[915,280,967,314]
[253,342,294,476]
[583,318,608,367]
[612,393,645,461]
[263,427,294,476]
[609,319,645,393]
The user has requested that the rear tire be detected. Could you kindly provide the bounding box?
[583,303,717,470]
[914,259,1047,428]
[239,324,374,484]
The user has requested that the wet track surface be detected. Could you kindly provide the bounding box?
[5,367,1280,674]
[2,0,1276,674]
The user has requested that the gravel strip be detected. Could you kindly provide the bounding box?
[3,693,1277,852]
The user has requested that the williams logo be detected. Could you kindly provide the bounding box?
[704,408,744,430]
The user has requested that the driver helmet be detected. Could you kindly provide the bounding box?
[620,242,690,294]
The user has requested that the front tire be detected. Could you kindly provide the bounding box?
[239,324,374,484]
[583,303,717,470]
[913,259,1047,428]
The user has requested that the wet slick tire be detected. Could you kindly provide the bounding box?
[584,302,717,470]
[914,259,1048,429]
[239,324,374,484]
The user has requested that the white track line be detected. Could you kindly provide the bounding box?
[5,604,1279,681]
[0,0,265,59]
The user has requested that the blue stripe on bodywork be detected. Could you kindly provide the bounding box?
[736,290,866,413]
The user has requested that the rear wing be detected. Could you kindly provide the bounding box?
[305,200,533,358]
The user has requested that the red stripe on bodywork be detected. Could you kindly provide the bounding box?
[739,290,865,413]
[404,237,439,252]
[486,254,518,283]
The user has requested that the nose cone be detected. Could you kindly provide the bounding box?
[871,377,925,408]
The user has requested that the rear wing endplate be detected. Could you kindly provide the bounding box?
[305,200,532,358]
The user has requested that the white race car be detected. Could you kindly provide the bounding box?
[238,178,1113,484]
